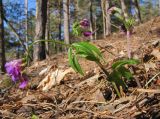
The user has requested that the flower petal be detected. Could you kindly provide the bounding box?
[19,80,28,89]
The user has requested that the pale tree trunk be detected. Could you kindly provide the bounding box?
[94,16,97,40]
[89,0,93,40]
[101,0,106,38]
[25,0,28,51]
[45,0,50,58]
[33,0,48,61]
[63,0,70,46]
[74,0,79,20]
[119,0,128,20]
[0,0,6,73]
[57,0,62,52]
[105,0,111,36]
[132,0,141,23]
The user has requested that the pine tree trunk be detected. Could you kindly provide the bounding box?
[0,0,6,73]
[101,0,106,38]
[89,0,94,40]
[33,0,48,61]
[57,0,62,52]
[119,0,128,20]
[25,0,28,51]
[132,0,142,23]
[63,0,70,46]
[105,0,111,36]
[45,0,50,58]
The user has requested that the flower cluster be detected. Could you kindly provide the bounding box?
[80,19,90,28]
[79,19,93,37]
[5,59,28,89]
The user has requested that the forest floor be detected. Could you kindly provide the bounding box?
[0,17,160,119]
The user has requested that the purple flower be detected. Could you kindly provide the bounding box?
[83,31,92,37]
[80,19,90,27]
[5,59,28,89]
[19,74,29,89]
[5,59,22,82]
[19,81,28,89]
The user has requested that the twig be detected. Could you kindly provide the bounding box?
[145,72,160,87]
[113,101,131,114]
[136,88,160,94]
[72,100,110,105]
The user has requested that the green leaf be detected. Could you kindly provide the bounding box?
[72,43,98,61]
[124,17,135,30]
[73,55,84,75]
[109,70,127,89]
[78,42,102,58]
[112,59,139,69]
[118,66,133,80]
[72,22,82,36]
[68,48,77,71]
[72,42,102,62]
[77,51,98,61]
[68,48,84,75]
[114,13,124,21]
[31,115,39,119]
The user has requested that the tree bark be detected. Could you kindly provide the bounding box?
[119,0,128,20]
[57,0,62,52]
[105,0,111,36]
[33,0,48,61]
[132,0,142,23]
[45,0,50,58]
[0,0,6,73]
[63,0,70,45]
[101,0,106,38]
[25,0,28,51]
[89,0,94,40]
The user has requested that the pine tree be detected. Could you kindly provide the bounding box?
[33,0,48,61]
[0,0,6,73]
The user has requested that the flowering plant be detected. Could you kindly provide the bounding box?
[5,59,28,89]
[72,19,93,37]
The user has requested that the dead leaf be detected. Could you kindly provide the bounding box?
[91,89,106,102]
[144,62,156,72]
[151,49,160,60]
[39,65,57,76]
[38,68,74,91]
[76,74,99,87]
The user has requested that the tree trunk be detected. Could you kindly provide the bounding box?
[89,0,94,40]
[25,0,28,51]
[57,0,62,52]
[101,0,106,38]
[119,0,128,20]
[63,0,70,46]
[132,0,142,23]
[33,0,48,61]
[0,0,6,73]
[105,0,111,36]
[45,0,50,58]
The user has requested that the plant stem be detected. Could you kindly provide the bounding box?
[112,82,121,98]
[96,61,110,76]
[96,61,121,98]
[127,30,131,59]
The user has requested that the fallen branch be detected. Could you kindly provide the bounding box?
[145,72,160,87]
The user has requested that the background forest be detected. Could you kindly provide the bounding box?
[0,0,160,70]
